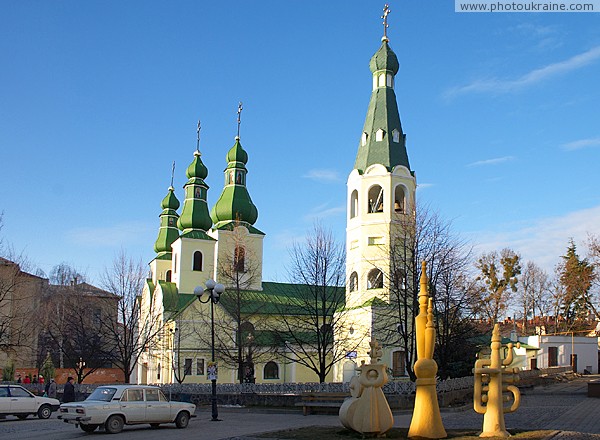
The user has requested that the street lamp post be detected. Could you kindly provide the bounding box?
[194,279,225,422]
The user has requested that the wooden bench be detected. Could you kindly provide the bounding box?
[295,392,350,416]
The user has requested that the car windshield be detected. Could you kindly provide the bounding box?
[86,387,117,402]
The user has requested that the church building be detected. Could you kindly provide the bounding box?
[137,7,415,385]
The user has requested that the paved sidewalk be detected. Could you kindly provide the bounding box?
[213,375,600,439]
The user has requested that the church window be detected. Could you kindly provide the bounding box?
[193,251,203,271]
[393,268,406,290]
[264,361,279,379]
[367,269,383,289]
[394,185,406,213]
[368,236,383,245]
[349,272,358,292]
[368,185,384,213]
[392,350,406,377]
[361,132,368,146]
[350,190,359,218]
[234,246,245,272]
[378,73,386,88]
[392,129,400,143]
[376,129,385,142]
[386,74,393,88]
[165,270,172,282]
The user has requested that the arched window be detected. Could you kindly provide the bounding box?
[165,270,172,282]
[234,246,245,272]
[349,272,358,292]
[367,268,383,289]
[350,190,359,219]
[394,186,406,213]
[264,361,279,380]
[368,185,384,213]
[393,268,406,291]
[193,251,203,271]
[361,132,368,146]
[376,129,385,142]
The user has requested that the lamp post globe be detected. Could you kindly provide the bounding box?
[195,279,224,422]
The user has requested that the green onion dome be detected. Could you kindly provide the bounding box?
[186,150,208,179]
[369,40,399,75]
[153,186,181,253]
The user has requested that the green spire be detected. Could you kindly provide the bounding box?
[177,148,213,234]
[211,137,259,228]
[153,185,181,254]
[354,38,411,174]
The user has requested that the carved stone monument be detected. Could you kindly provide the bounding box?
[474,323,521,438]
[339,338,394,436]
[408,261,447,439]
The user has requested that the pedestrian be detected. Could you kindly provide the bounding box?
[63,376,75,403]
[23,375,31,384]
[39,375,45,385]
[32,374,38,384]
[16,374,22,383]
[47,378,57,399]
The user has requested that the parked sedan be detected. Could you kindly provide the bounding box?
[0,385,60,419]
[58,385,196,434]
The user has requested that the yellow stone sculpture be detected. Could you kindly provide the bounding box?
[474,323,521,438]
[408,261,447,439]
[339,338,394,436]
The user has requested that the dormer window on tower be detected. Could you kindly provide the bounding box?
[193,251,203,271]
[392,129,400,143]
[375,129,385,142]
[361,132,368,146]
[368,185,384,213]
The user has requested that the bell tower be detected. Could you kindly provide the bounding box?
[342,5,416,369]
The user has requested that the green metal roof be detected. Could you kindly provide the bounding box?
[218,281,345,316]
[211,138,259,226]
[354,39,412,173]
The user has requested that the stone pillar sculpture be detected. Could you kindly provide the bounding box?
[408,261,447,439]
[474,323,521,438]
[339,338,394,436]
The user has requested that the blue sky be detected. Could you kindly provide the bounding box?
[1,1,599,284]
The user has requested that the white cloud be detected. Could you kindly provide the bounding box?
[302,169,342,183]
[561,137,600,151]
[67,221,154,248]
[469,204,600,275]
[445,45,600,99]
[303,203,346,221]
[417,183,434,190]
[467,156,515,167]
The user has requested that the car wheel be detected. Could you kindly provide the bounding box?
[81,424,99,433]
[17,414,29,420]
[105,415,125,434]
[175,411,189,429]
[37,405,52,419]
[150,423,161,429]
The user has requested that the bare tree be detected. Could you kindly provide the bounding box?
[472,248,521,323]
[49,262,86,286]
[516,261,551,335]
[100,250,163,383]
[0,215,44,364]
[273,223,352,383]
[373,205,476,379]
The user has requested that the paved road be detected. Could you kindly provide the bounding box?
[2,376,600,439]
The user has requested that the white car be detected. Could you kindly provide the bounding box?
[0,384,60,419]
[58,385,196,434]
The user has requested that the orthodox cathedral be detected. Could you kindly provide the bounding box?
[137,7,415,385]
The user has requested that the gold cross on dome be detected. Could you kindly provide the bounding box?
[382,4,390,39]
[237,101,243,139]
[196,119,201,153]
